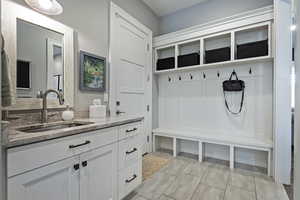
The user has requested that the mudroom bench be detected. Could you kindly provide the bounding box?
[152,128,273,176]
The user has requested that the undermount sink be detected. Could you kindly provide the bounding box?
[16,121,95,133]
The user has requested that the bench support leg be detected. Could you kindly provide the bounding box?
[230,145,234,170]
[173,137,177,157]
[267,150,271,177]
[198,141,203,162]
[152,134,156,152]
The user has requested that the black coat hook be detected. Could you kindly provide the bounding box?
[179,76,182,81]
[168,77,171,82]
[203,73,206,79]
[249,68,252,74]
[190,74,193,80]
[217,71,220,78]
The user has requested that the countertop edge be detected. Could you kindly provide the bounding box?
[4,117,144,149]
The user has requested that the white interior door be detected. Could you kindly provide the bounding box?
[110,2,152,154]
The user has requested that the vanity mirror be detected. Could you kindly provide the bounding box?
[2,0,74,110]
[17,19,64,99]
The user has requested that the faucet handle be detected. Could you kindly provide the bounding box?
[36,90,43,98]
[58,91,65,105]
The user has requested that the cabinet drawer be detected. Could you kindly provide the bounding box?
[118,122,142,140]
[118,134,142,170]
[7,128,117,177]
[118,162,142,200]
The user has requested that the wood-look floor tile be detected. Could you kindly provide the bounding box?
[191,184,225,200]
[201,168,229,190]
[255,177,290,200]
[229,172,255,192]
[164,174,201,200]
[157,195,175,200]
[183,162,208,178]
[137,172,176,199]
[224,186,256,200]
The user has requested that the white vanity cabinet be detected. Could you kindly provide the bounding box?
[118,123,143,199]
[80,142,118,200]
[6,121,143,200]
[8,156,80,200]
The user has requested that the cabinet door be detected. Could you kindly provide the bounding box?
[8,156,80,200]
[80,143,118,200]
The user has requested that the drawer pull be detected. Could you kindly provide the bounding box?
[126,128,137,133]
[69,140,91,149]
[126,148,137,155]
[125,174,137,183]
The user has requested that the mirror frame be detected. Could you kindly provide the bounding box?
[2,0,74,111]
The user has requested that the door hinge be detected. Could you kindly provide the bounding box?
[147,105,150,112]
[147,135,150,142]
[147,44,150,51]
[147,75,150,82]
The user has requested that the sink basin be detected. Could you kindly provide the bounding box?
[16,121,94,133]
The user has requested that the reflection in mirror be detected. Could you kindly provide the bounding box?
[17,19,64,99]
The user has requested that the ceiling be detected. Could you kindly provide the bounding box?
[142,0,209,17]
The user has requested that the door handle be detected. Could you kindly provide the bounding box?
[116,110,126,115]
[126,148,137,155]
[125,174,137,183]
[69,140,91,149]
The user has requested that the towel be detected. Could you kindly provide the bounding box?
[1,34,15,107]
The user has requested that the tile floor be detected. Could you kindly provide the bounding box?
[125,152,290,200]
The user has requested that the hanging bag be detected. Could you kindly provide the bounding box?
[222,71,245,114]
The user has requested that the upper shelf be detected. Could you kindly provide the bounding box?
[154,21,272,74]
[154,56,273,74]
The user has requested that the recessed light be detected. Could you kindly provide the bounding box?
[24,0,63,15]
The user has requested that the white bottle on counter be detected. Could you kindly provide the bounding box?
[62,105,74,121]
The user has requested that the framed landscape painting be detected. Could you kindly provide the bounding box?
[80,51,106,92]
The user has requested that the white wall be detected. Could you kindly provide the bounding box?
[10,0,159,114]
[159,0,273,34]
[294,0,300,197]
[273,0,292,184]
[157,62,273,167]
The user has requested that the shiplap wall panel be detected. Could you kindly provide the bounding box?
[157,61,273,167]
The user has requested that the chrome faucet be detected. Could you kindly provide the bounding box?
[41,89,64,123]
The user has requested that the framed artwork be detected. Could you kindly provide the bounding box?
[80,51,106,92]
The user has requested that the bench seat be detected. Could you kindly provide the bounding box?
[152,128,273,176]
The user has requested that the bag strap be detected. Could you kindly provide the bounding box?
[229,71,239,81]
[223,88,244,115]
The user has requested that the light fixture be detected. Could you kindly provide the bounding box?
[25,0,63,15]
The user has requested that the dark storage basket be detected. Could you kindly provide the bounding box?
[178,53,200,68]
[205,47,231,64]
[156,57,175,71]
[237,40,268,59]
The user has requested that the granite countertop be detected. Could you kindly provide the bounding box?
[3,115,144,148]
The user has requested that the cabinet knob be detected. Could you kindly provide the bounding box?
[74,164,80,171]
[82,161,88,167]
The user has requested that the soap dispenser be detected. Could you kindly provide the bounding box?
[62,105,74,121]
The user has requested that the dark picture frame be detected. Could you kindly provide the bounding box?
[80,51,106,92]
